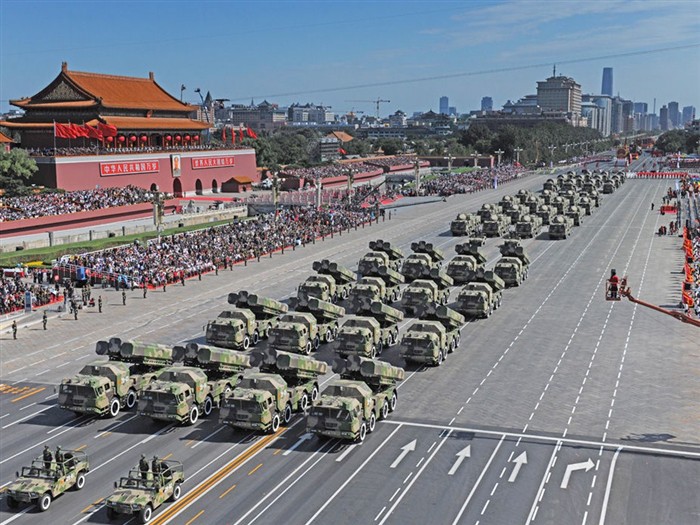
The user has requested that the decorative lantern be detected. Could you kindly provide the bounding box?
[106,136,114,143]
[193,135,199,141]
[118,135,126,143]
[129,135,137,142]
[141,135,148,142]
[165,135,172,141]
[175,135,181,141]
[184,134,191,141]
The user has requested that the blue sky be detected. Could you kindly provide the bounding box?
[1,0,699,116]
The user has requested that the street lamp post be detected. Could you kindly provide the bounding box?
[513,147,523,165]
[443,154,455,172]
[548,145,556,167]
[494,149,504,166]
[272,172,280,215]
[414,160,422,193]
[471,152,480,168]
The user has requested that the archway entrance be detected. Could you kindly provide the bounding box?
[173,178,183,197]
[195,179,203,195]
[212,179,218,193]
[150,183,159,191]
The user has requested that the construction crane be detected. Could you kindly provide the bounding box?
[346,98,390,118]
[605,276,700,327]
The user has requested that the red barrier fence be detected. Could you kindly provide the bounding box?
[636,171,688,179]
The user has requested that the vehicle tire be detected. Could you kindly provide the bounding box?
[270,414,280,433]
[435,350,444,366]
[381,401,389,420]
[74,471,86,490]
[138,504,153,523]
[377,340,384,356]
[6,495,18,509]
[449,339,456,354]
[203,396,213,416]
[357,422,367,443]
[170,482,182,502]
[264,326,272,339]
[38,492,52,512]
[283,403,293,424]
[311,385,319,403]
[252,330,259,346]
[455,333,461,347]
[188,405,199,425]
[325,330,333,344]
[333,325,339,339]
[125,389,137,410]
[389,391,398,412]
[300,393,309,412]
[106,506,117,520]
[341,289,348,300]
[370,345,377,359]
[242,335,250,350]
[368,412,376,433]
[313,336,320,350]
[108,397,120,418]
[393,328,399,345]
[304,341,312,355]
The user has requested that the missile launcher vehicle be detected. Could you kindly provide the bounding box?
[543,178,557,191]
[5,450,90,513]
[227,291,288,340]
[602,179,615,194]
[494,240,531,287]
[450,212,481,236]
[515,188,535,204]
[357,251,393,277]
[359,301,404,347]
[454,269,505,319]
[477,203,503,221]
[296,274,340,304]
[350,264,404,309]
[269,312,320,355]
[220,349,327,433]
[482,213,510,237]
[312,259,356,300]
[368,239,405,271]
[578,195,593,215]
[523,194,543,214]
[58,339,178,418]
[536,204,557,225]
[561,189,578,207]
[137,343,250,425]
[549,215,574,240]
[401,279,447,316]
[566,205,585,226]
[540,189,554,205]
[401,253,434,282]
[498,195,518,212]
[505,204,530,225]
[307,356,404,443]
[334,316,384,358]
[287,296,345,346]
[515,214,543,238]
[401,303,465,365]
[105,460,184,523]
[551,195,570,215]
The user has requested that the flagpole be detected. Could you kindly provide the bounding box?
[53,121,57,152]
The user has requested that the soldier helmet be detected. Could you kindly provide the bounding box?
[141,454,146,459]
[153,455,158,460]
[56,446,61,451]
[44,445,50,450]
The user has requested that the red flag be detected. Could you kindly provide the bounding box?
[97,122,118,137]
[247,127,257,139]
[231,127,236,143]
[238,128,244,142]
[221,126,226,143]
[70,123,89,138]
[338,148,347,155]
[84,125,103,140]
[54,122,73,139]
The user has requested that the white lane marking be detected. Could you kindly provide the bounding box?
[335,444,356,463]
[88,423,176,474]
[94,414,139,438]
[599,448,622,525]
[525,444,561,524]
[2,405,54,429]
[0,416,92,465]
[283,432,313,456]
[190,424,227,449]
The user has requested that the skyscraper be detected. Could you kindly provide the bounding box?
[481,96,493,111]
[659,105,669,131]
[601,67,613,97]
[536,75,582,115]
[682,106,696,126]
[439,96,449,115]
[668,101,680,128]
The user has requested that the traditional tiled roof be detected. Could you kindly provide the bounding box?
[327,131,354,143]
[95,116,209,130]
[0,131,14,143]
[11,62,198,113]
[0,121,53,129]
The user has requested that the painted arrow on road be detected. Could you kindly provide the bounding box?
[560,458,594,488]
[282,433,312,456]
[390,439,417,468]
[508,451,528,482]
[448,445,471,475]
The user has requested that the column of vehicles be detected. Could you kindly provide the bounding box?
[449,169,617,241]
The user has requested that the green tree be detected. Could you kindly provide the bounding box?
[0,149,38,197]
[376,138,405,156]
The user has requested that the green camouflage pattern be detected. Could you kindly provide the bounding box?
[494,256,527,287]
[549,215,574,239]
[313,259,356,284]
[401,253,435,282]
[446,255,479,284]
[482,214,510,237]
[450,213,480,236]
[454,238,487,265]
[515,214,543,238]
[400,324,446,365]
[401,279,444,315]
[369,239,405,262]
[566,205,585,226]
[269,312,319,355]
[205,309,258,350]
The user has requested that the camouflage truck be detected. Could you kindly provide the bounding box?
[505,204,530,225]
[363,301,403,347]
[220,350,327,433]
[450,212,480,236]
[350,263,404,309]
[543,178,557,191]
[551,195,570,215]
[454,269,505,319]
[494,241,531,287]
[523,194,543,214]
[6,450,89,512]
[482,213,510,237]
[57,339,178,418]
[454,238,487,265]
[357,251,393,277]
[515,214,543,238]
[477,203,503,221]
[296,274,340,303]
[205,309,261,350]
[602,179,615,194]
[401,279,446,316]
[536,204,557,225]
[561,189,578,207]
[549,215,574,240]
[400,253,434,282]
[411,240,445,265]
[418,304,465,351]
[288,296,345,345]
[137,343,250,425]
[226,291,288,341]
[368,239,405,271]
[335,316,385,358]
[307,356,404,443]
[566,205,585,226]
[578,195,593,215]
[498,194,518,213]
[399,320,450,366]
[540,189,554,205]
[105,460,184,523]
[516,188,535,205]
[312,259,356,301]
[583,187,601,207]
[269,311,320,355]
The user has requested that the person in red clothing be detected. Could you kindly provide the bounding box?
[608,269,620,299]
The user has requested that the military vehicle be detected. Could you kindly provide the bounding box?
[455,269,505,318]
[566,205,585,226]
[58,339,178,418]
[477,203,503,221]
[335,316,385,358]
[296,274,340,303]
[307,356,404,443]
[362,301,403,347]
[137,343,250,425]
[523,194,543,214]
[543,178,557,191]
[498,195,518,213]
[494,240,531,287]
[447,239,487,283]
[206,309,262,350]
[536,204,557,225]
[450,212,480,236]
[578,195,593,215]
[455,238,487,266]
[220,349,327,433]
[357,251,393,277]
[105,460,184,523]
[551,195,570,215]
[482,213,510,237]
[368,239,405,271]
[269,311,319,355]
[515,214,543,238]
[401,279,447,315]
[602,179,615,194]
[540,189,554,205]
[312,259,356,300]
[585,187,601,207]
[561,189,578,207]
[516,188,535,205]
[401,253,434,282]
[401,304,465,365]
[227,291,288,341]
[6,450,89,512]
[561,180,577,193]
[549,215,574,240]
[349,264,404,310]
[505,204,530,225]
[288,296,345,345]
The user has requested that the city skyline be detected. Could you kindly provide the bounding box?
[1,0,698,117]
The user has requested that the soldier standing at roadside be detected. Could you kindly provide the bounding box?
[122,290,127,306]
[98,295,103,313]
[143,286,147,299]
[12,320,17,339]
[42,311,47,330]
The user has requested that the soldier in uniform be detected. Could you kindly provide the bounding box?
[55,446,65,474]
[98,295,103,313]
[139,454,150,480]
[12,320,17,339]
[43,445,53,470]
[143,286,147,299]
[151,456,161,479]
[42,310,48,330]
[122,290,127,306]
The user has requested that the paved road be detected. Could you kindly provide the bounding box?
[0,163,697,525]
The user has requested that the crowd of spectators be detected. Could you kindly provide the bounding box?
[0,186,169,221]
[55,206,374,289]
[281,162,381,180]
[365,156,427,169]
[403,165,525,197]
[0,275,56,315]
[25,143,239,158]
